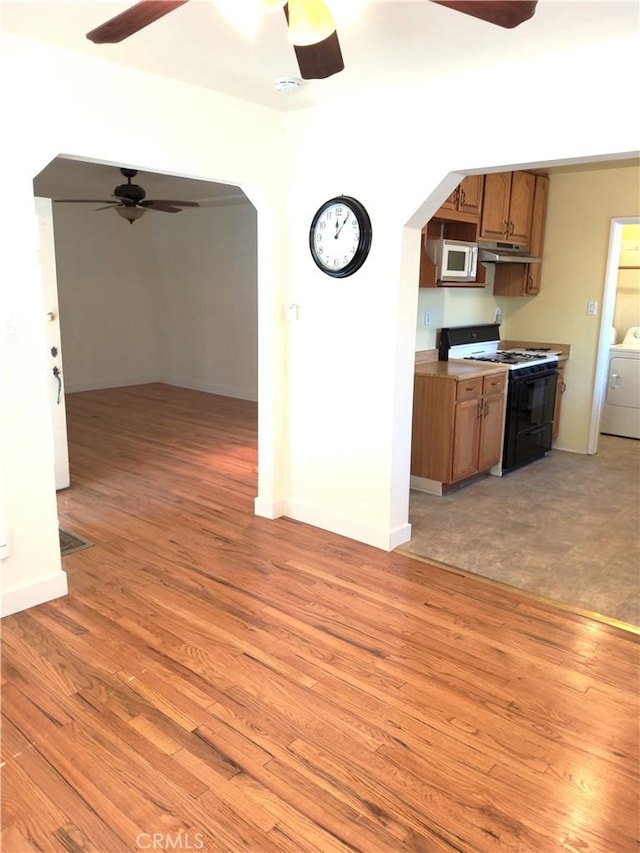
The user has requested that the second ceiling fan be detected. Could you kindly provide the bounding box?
[86,0,539,82]
[54,167,200,224]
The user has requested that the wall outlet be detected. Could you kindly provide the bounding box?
[587,300,598,316]
[424,310,432,326]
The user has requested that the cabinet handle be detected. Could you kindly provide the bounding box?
[561,381,567,393]
[477,402,483,418]
[459,188,466,205]
[484,402,489,417]
[508,220,515,236]
[503,219,510,236]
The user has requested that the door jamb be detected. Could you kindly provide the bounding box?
[587,215,640,454]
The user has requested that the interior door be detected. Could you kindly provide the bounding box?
[35,197,70,490]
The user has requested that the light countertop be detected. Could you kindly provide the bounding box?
[414,359,509,380]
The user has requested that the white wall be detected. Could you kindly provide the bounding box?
[53,203,164,390]
[1,26,639,615]
[51,197,258,400]
[155,201,258,400]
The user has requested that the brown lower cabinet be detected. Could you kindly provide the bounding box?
[411,370,507,486]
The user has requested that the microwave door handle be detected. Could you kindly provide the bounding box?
[470,245,478,276]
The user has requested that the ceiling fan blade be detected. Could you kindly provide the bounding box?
[87,0,190,44]
[53,199,116,204]
[95,204,121,211]
[430,0,537,29]
[141,199,200,208]
[283,4,344,80]
[140,202,183,213]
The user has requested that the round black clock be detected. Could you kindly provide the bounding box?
[309,195,372,278]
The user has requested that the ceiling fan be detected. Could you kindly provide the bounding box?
[53,167,200,224]
[86,0,538,82]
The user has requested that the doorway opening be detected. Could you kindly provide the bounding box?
[402,158,640,627]
[588,216,640,453]
[34,154,259,519]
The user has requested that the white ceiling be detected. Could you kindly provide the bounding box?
[3,1,638,113]
[11,0,639,204]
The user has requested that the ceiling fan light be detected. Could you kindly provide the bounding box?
[323,0,366,27]
[116,206,146,224]
[214,0,262,39]
[287,0,336,46]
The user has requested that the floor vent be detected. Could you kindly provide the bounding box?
[59,527,93,556]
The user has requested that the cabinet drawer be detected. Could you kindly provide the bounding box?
[456,377,483,401]
[483,373,507,395]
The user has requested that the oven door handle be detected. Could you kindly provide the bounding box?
[509,367,558,383]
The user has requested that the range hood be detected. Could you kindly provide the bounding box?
[479,241,541,264]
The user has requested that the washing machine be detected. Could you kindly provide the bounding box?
[600,326,640,439]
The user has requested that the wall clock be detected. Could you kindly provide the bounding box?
[309,195,372,278]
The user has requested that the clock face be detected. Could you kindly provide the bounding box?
[309,196,372,278]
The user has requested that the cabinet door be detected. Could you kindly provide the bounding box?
[458,175,484,217]
[524,174,549,294]
[451,398,481,482]
[439,188,459,213]
[493,262,528,297]
[479,172,511,241]
[478,393,505,471]
[506,171,535,245]
[553,364,566,439]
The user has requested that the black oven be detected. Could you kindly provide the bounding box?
[502,364,558,473]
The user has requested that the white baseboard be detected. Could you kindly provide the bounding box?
[165,377,258,402]
[63,376,258,402]
[254,496,287,519]
[63,375,164,393]
[1,571,68,618]
[284,500,411,552]
[388,523,412,550]
[410,475,444,496]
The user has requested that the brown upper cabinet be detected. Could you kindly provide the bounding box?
[435,175,484,222]
[420,169,547,292]
[492,174,549,297]
[479,171,535,245]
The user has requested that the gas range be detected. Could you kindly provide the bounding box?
[439,324,560,376]
[459,346,560,371]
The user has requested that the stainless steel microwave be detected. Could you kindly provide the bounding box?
[427,238,478,282]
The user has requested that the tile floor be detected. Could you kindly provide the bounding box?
[401,434,640,626]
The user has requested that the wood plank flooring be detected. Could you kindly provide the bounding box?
[2,383,638,852]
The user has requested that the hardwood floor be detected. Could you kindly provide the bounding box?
[2,383,638,852]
